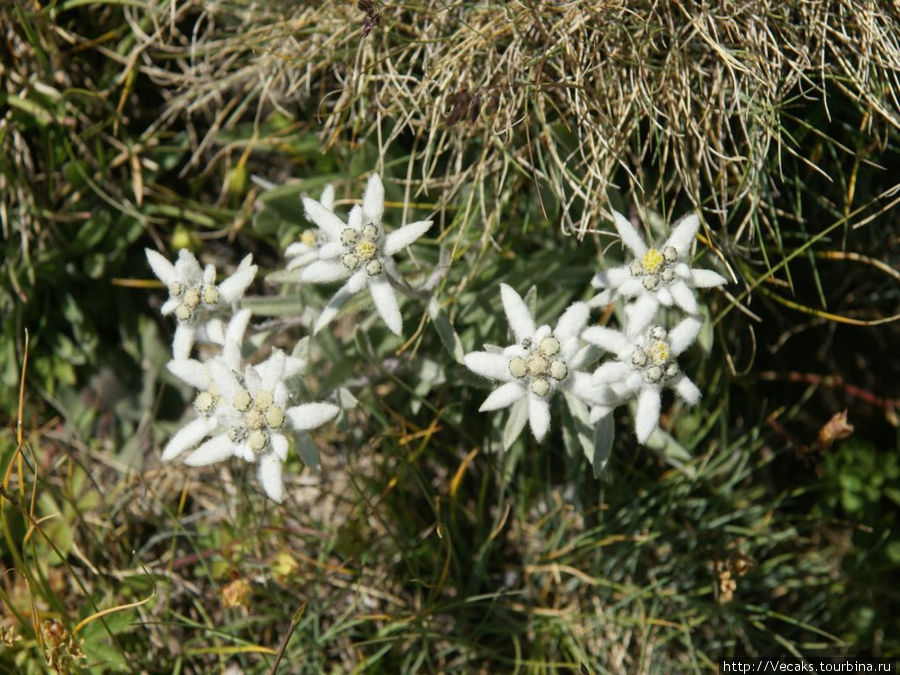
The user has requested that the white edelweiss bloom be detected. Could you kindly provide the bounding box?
[583,317,703,444]
[298,174,432,336]
[161,310,252,462]
[146,248,258,359]
[463,283,604,444]
[591,211,727,334]
[181,349,339,503]
[284,185,336,272]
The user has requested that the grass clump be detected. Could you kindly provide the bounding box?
[1,1,899,673]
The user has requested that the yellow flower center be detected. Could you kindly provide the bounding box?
[642,248,664,274]
[300,230,317,247]
[356,240,377,261]
[648,340,670,365]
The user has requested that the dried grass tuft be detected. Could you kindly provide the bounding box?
[120,0,900,238]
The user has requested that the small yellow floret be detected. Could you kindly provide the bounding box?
[356,240,377,260]
[641,248,664,274]
[648,340,670,365]
[301,230,317,247]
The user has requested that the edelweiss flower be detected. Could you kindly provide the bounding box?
[146,248,257,359]
[591,211,727,333]
[464,284,602,443]
[160,309,253,463]
[175,349,338,503]
[298,174,431,336]
[283,185,335,272]
[583,317,702,443]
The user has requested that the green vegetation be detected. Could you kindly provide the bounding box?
[2,1,898,671]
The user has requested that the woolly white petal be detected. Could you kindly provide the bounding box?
[345,269,368,295]
[362,174,385,224]
[604,266,632,289]
[204,318,226,345]
[286,402,340,431]
[319,184,335,211]
[669,280,698,314]
[209,360,242,402]
[218,264,257,304]
[384,219,431,256]
[479,381,525,411]
[244,364,261,394]
[664,213,700,255]
[172,324,195,360]
[554,302,589,343]
[258,350,285,392]
[593,361,631,384]
[223,309,251,370]
[582,326,629,355]
[656,287,674,306]
[258,453,284,503]
[624,295,659,335]
[674,375,701,404]
[175,249,203,284]
[690,268,727,288]
[464,352,512,381]
[145,249,179,287]
[612,210,648,256]
[161,416,218,462]
[668,316,702,356]
[570,371,604,404]
[369,277,402,335]
[184,434,235,466]
[618,278,644,297]
[166,359,210,389]
[301,260,350,284]
[500,284,536,344]
[285,242,311,258]
[285,252,318,271]
[203,264,216,285]
[271,433,289,462]
[313,288,348,334]
[635,386,662,443]
[303,197,345,240]
[317,241,344,260]
[161,298,179,315]
[590,405,614,424]
[591,271,607,289]
[528,396,551,442]
[347,205,363,230]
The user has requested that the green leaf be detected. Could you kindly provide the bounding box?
[428,297,465,363]
[502,397,529,451]
[591,413,615,478]
[295,431,321,470]
[241,294,306,316]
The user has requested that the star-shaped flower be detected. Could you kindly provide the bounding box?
[283,185,335,272]
[298,174,432,336]
[145,248,257,359]
[463,284,603,443]
[160,309,254,463]
[171,349,338,503]
[591,211,727,333]
[583,317,702,443]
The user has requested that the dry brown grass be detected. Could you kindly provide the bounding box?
[115,0,900,240]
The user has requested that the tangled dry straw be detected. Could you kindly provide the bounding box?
[96,1,900,239]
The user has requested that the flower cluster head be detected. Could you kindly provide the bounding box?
[145,248,257,359]
[584,208,728,443]
[584,318,702,443]
[160,312,339,503]
[296,174,432,336]
[464,284,604,442]
[283,185,335,272]
[592,211,726,334]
